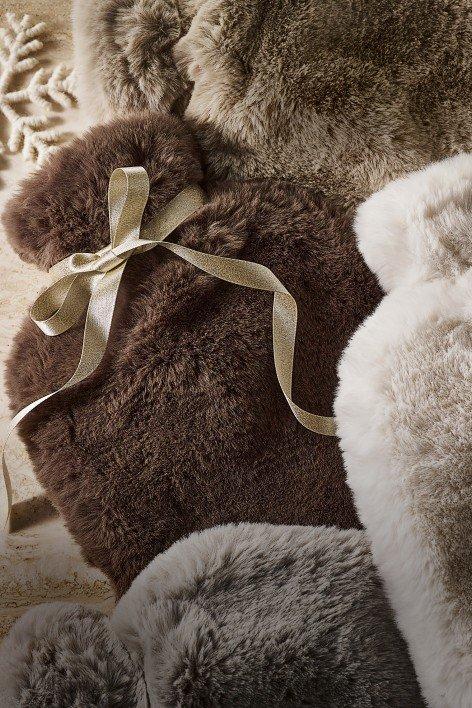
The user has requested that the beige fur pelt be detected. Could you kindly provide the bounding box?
[73,0,472,208]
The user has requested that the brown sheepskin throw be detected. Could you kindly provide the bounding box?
[73,0,472,208]
[0,524,425,707]
[4,114,381,595]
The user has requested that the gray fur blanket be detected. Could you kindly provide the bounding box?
[0,524,424,707]
[73,0,472,208]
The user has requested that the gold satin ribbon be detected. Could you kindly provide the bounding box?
[2,166,336,533]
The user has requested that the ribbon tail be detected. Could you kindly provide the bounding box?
[31,273,95,337]
[2,386,74,532]
[65,265,126,386]
[1,265,126,533]
[273,291,337,436]
[1,456,12,534]
[159,242,337,437]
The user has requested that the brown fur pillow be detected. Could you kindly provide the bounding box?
[4,115,381,595]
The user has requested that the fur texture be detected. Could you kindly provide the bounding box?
[0,524,425,707]
[4,114,381,595]
[74,0,472,208]
[335,154,472,707]
[72,0,192,121]
[0,603,147,707]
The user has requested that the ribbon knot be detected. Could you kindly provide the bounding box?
[30,168,204,339]
[2,166,336,534]
[67,246,124,274]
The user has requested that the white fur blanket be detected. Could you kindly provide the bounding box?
[336,154,472,708]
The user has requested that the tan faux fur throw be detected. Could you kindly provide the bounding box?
[4,114,381,596]
[73,0,472,208]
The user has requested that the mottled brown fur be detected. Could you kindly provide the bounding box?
[4,115,381,594]
[74,0,472,209]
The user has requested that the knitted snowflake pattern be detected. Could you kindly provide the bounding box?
[0,13,76,164]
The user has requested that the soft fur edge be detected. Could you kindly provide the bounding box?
[336,153,472,707]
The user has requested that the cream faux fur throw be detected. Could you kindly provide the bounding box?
[335,154,472,708]
[73,0,472,208]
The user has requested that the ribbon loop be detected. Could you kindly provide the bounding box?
[109,166,150,248]
[2,167,337,534]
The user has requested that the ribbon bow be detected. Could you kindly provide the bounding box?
[2,166,336,533]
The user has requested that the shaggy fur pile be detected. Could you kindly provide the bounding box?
[0,524,425,707]
[74,0,472,208]
[4,114,382,595]
[0,603,147,707]
[335,154,472,707]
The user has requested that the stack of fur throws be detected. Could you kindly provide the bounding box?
[1,1,472,706]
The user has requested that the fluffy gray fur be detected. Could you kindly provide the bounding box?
[0,603,147,707]
[74,0,472,209]
[0,525,425,707]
